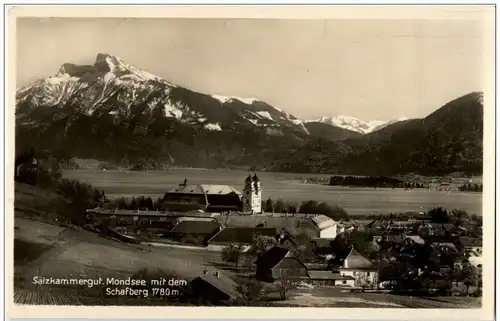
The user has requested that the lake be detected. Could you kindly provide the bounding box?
[62,169,483,216]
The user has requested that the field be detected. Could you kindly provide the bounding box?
[62,169,483,216]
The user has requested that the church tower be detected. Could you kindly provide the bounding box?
[243,173,262,214]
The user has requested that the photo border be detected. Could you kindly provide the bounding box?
[3,3,496,320]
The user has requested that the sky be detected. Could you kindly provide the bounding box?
[16,17,485,121]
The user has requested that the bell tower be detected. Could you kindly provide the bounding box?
[243,173,262,214]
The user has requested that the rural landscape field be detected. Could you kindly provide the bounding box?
[62,169,483,216]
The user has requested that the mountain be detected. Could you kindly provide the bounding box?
[16,54,483,175]
[306,115,408,134]
[16,54,316,169]
[272,92,483,175]
[303,122,362,142]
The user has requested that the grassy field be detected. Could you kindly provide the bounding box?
[62,169,483,216]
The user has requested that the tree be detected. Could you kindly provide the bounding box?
[251,234,277,256]
[429,207,449,223]
[274,199,287,213]
[264,198,274,213]
[235,278,264,302]
[275,271,298,300]
[299,200,319,214]
[221,244,244,267]
[462,263,479,295]
[451,209,470,227]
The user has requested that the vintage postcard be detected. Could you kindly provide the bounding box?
[5,4,495,320]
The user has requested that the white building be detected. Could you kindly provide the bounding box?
[242,173,262,214]
[340,248,379,289]
[311,215,338,239]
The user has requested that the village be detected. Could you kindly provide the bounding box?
[82,173,484,305]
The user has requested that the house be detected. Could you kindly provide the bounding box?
[429,223,455,236]
[339,248,379,289]
[456,236,482,255]
[276,229,299,249]
[418,222,434,237]
[311,238,335,255]
[431,242,459,255]
[217,215,323,241]
[307,271,355,287]
[405,235,425,245]
[255,246,309,282]
[165,220,222,244]
[336,219,357,234]
[386,235,404,245]
[304,263,329,271]
[162,181,244,212]
[190,270,240,305]
[311,215,338,239]
[206,227,276,251]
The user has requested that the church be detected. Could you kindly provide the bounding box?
[161,174,262,214]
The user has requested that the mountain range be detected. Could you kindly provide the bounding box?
[15,53,483,175]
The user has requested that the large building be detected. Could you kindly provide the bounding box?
[161,174,262,214]
[243,173,262,214]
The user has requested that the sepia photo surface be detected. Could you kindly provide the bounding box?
[6,4,495,320]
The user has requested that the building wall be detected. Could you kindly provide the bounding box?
[334,279,355,287]
[319,225,337,239]
[242,181,262,214]
[340,269,379,289]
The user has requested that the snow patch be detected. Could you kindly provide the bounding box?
[163,102,183,119]
[197,117,207,123]
[204,123,222,131]
[212,94,259,105]
[255,111,273,121]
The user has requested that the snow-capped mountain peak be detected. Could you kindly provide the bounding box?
[306,115,407,134]
[16,53,313,138]
[211,94,260,105]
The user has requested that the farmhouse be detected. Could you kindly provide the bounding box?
[190,270,240,305]
[339,248,379,289]
[255,245,308,283]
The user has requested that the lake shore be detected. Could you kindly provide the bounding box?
[62,169,483,216]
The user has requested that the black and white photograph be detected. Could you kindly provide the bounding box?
[7,4,495,318]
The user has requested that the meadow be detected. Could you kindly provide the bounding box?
[62,169,483,216]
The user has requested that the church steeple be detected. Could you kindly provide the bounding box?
[242,173,262,214]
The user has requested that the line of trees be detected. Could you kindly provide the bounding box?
[328,175,429,189]
[15,149,107,226]
[261,198,349,220]
[458,183,483,192]
[107,196,163,211]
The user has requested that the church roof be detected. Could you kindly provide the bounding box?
[167,184,205,194]
[166,184,241,196]
[200,184,242,195]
